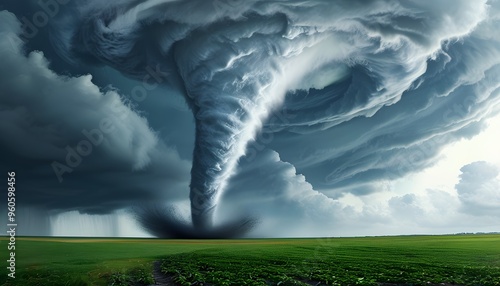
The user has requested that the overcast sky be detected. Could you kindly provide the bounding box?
[1,0,499,237]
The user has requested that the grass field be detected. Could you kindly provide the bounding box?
[1,234,499,286]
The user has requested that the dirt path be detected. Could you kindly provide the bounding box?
[149,261,177,286]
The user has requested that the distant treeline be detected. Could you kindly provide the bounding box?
[454,232,500,235]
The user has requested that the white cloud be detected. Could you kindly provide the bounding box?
[456,161,500,216]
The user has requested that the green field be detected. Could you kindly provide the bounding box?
[1,235,500,286]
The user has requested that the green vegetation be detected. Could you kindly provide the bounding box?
[1,235,500,285]
[0,237,208,286]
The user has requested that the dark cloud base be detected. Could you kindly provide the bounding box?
[133,205,259,238]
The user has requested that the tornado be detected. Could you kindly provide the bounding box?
[173,15,292,230]
[52,2,295,236]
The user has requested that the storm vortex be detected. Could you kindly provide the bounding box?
[49,0,494,237]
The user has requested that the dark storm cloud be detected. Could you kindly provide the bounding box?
[47,0,499,229]
[0,11,191,215]
[265,1,500,196]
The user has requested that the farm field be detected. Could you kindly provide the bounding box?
[1,234,499,286]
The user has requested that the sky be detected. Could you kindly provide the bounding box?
[1,0,500,238]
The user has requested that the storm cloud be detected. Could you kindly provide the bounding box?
[0,10,190,216]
